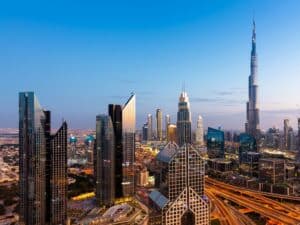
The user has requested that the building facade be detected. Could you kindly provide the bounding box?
[150,142,209,225]
[206,127,225,159]
[156,109,163,141]
[176,92,192,146]
[195,115,204,146]
[95,115,115,206]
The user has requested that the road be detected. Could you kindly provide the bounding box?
[206,177,300,225]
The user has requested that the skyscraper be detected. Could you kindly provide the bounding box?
[147,114,153,141]
[284,119,290,150]
[195,115,204,146]
[246,20,260,140]
[165,114,170,138]
[48,121,68,225]
[122,94,136,197]
[108,104,123,198]
[177,91,192,146]
[206,127,225,159]
[95,115,115,206]
[19,92,67,225]
[19,92,47,225]
[167,124,177,142]
[149,143,210,225]
[156,109,163,141]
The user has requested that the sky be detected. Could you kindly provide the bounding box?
[0,0,300,131]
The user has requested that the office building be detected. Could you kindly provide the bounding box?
[206,127,225,159]
[156,109,163,141]
[195,115,204,146]
[239,133,257,163]
[176,91,192,146]
[284,119,290,150]
[147,114,153,141]
[122,94,136,197]
[19,92,67,225]
[246,20,260,140]
[95,115,115,207]
[165,114,170,138]
[259,158,285,184]
[149,142,209,225]
[142,123,148,141]
[108,104,123,198]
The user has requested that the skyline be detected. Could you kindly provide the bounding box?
[1,1,300,130]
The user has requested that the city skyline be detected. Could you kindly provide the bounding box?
[1,1,300,130]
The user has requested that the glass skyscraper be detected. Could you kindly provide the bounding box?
[176,91,192,146]
[19,92,67,225]
[95,115,115,206]
[122,94,136,197]
[156,108,163,141]
[206,127,225,159]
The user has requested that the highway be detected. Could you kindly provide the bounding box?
[206,177,300,225]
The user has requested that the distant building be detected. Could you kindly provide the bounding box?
[259,158,285,184]
[284,119,290,150]
[239,133,257,164]
[137,169,149,187]
[147,114,153,141]
[195,115,204,146]
[176,91,192,146]
[149,142,210,225]
[239,151,260,178]
[165,114,170,139]
[156,109,163,141]
[206,127,225,159]
[142,123,148,141]
[167,124,177,143]
[95,115,115,207]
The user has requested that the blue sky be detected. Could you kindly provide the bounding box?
[0,0,300,130]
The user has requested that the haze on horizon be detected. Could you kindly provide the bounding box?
[0,0,299,131]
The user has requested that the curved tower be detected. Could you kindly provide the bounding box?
[246,20,260,140]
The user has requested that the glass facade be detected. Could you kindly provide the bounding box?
[206,127,225,159]
[19,92,47,225]
[239,133,257,163]
[95,115,115,206]
[177,92,192,146]
[122,94,136,197]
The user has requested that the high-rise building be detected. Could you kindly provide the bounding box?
[95,115,115,206]
[284,119,290,150]
[246,20,260,140]
[149,142,210,225]
[195,115,204,146]
[142,123,148,141]
[108,104,123,198]
[239,133,257,163]
[122,94,136,197]
[19,92,67,225]
[156,109,163,141]
[177,91,192,146]
[206,127,225,159]
[147,114,153,141]
[19,92,47,225]
[48,121,68,225]
[167,124,177,142]
[165,114,170,138]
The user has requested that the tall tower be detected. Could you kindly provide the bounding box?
[165,114,170,138]
[19,92,47,225]
[156,109,163,141]
[122,94,136,197]
[147,114,153,141]
[19,92,67,225]
[48,121,68,224]
[177,91,192,146]
[246,20,260,140]
[195,115,204,146]
[284,119,290,150]
[95,115,115,206]
[108,104,123,198]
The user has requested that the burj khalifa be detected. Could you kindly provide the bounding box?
[246,20,260,139]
